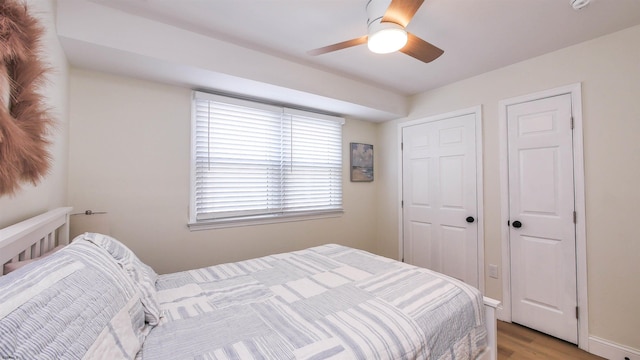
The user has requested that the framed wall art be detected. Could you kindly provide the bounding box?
[350,143,373,182]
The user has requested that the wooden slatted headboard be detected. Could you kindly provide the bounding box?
[0,207,73,274]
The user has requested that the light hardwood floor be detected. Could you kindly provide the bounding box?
[497,321,606,360]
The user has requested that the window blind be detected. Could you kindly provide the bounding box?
[191,92,344,224]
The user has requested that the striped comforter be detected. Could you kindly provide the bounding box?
[140,245,487,360]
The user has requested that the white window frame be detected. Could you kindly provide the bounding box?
[189,91,345,230]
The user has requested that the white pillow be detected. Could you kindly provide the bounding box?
[81,233,162,325]
[0,241,148,359]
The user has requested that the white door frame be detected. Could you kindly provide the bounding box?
[498,83,589,350]
[398,106,485,293]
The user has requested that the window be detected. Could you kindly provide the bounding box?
[190,92,344,229]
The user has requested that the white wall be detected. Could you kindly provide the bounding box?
[0,0,69,228]
[378,25,640,352]
[56,0,407,122]
[67,69,379,274]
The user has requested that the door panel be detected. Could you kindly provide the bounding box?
[520,235,562,311]
[508,93,577,344]
[402,113,478,287]
[440,155,465,208]
[441,225,466,281]
[410,159,430,205]
[519,147,559,214]
[408,222,432,269]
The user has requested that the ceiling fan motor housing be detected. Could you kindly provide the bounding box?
[366,0,393,27]
[366,0,408,53]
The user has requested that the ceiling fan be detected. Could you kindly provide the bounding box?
[308,0,443,63]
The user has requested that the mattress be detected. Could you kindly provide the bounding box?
[139,244,487,360]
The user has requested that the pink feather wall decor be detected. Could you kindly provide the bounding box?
[0,0,55,196]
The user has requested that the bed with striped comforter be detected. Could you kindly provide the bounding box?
[139,244,487,360]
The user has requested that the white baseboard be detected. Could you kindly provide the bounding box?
[589,336,640,360]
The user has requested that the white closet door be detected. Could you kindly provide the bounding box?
[507,93,578,344]
[402,113,479,287]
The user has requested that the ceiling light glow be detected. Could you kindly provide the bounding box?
[570,0,590,10]
[367,25,408,54]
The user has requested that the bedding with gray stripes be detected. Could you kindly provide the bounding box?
[0,240,150,359]
[140,244,487,360]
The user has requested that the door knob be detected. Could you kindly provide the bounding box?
[512,220,522,228]
[466,216,475,223]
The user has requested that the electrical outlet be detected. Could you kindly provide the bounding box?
[489,264,499,279]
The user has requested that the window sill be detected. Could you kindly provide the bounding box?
[188,210,344,231]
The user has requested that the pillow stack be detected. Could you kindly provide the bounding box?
[82,232,162,325]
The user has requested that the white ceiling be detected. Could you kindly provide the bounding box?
[85,0,640,96]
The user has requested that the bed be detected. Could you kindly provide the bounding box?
[0,207,499,360]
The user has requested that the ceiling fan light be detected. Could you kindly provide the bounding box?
[570,0,590,10]
[367,26,408,54]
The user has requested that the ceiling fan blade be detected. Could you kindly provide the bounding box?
[308,36,368,56]
[400,32,444,63]
[381,0,424,27]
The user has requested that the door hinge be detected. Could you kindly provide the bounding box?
[401,142,404,151]
[401,200,404,208]
[573,211,577,224]
[576,306,579,319]
[570,116,574,130]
